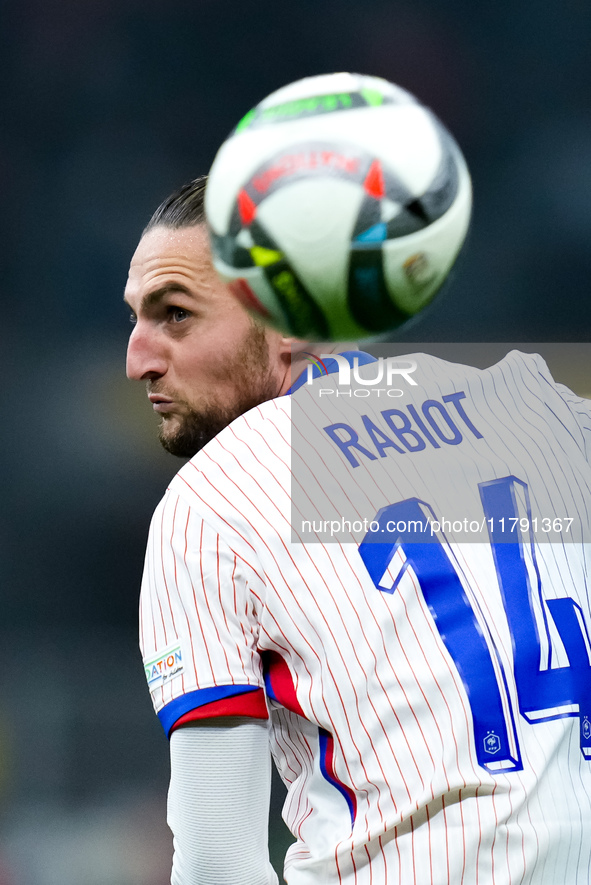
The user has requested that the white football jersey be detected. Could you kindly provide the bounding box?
[140,350,591,885]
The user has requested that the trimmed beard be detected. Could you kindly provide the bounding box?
[157,321,278,458]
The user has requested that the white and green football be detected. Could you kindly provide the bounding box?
[205,72,472,340]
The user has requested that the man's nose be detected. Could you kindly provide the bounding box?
[126,323,168,381]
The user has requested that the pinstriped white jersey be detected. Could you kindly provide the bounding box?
[140,350,591,885]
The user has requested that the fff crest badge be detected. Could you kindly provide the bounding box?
[484,730,501,755]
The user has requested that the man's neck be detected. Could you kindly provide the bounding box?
[278,342,359,395]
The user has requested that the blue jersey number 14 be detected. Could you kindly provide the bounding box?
[358,476,591,774]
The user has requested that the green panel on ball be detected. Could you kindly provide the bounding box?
[265,262,329,339]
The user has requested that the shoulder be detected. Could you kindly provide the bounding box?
[163,396,292,545]
[175,395,290,490]
[414,349,566,404]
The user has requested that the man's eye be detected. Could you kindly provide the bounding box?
[169,307,190,323]
[129,313,137,324]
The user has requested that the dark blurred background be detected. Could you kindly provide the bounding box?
[1,0,590,881]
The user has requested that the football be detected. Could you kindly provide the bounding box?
[205,72,472,340]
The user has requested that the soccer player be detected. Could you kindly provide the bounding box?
[126,177,591,885]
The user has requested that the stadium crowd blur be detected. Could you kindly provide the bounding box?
[1,0,590,881]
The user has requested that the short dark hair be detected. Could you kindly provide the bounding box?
[143,176,207,235]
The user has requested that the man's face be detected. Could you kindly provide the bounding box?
[125,224,286,457]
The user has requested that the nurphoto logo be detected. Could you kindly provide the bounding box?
[304,353,418,398]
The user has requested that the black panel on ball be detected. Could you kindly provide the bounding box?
[348,248,408,332]
[418,128,460,222]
